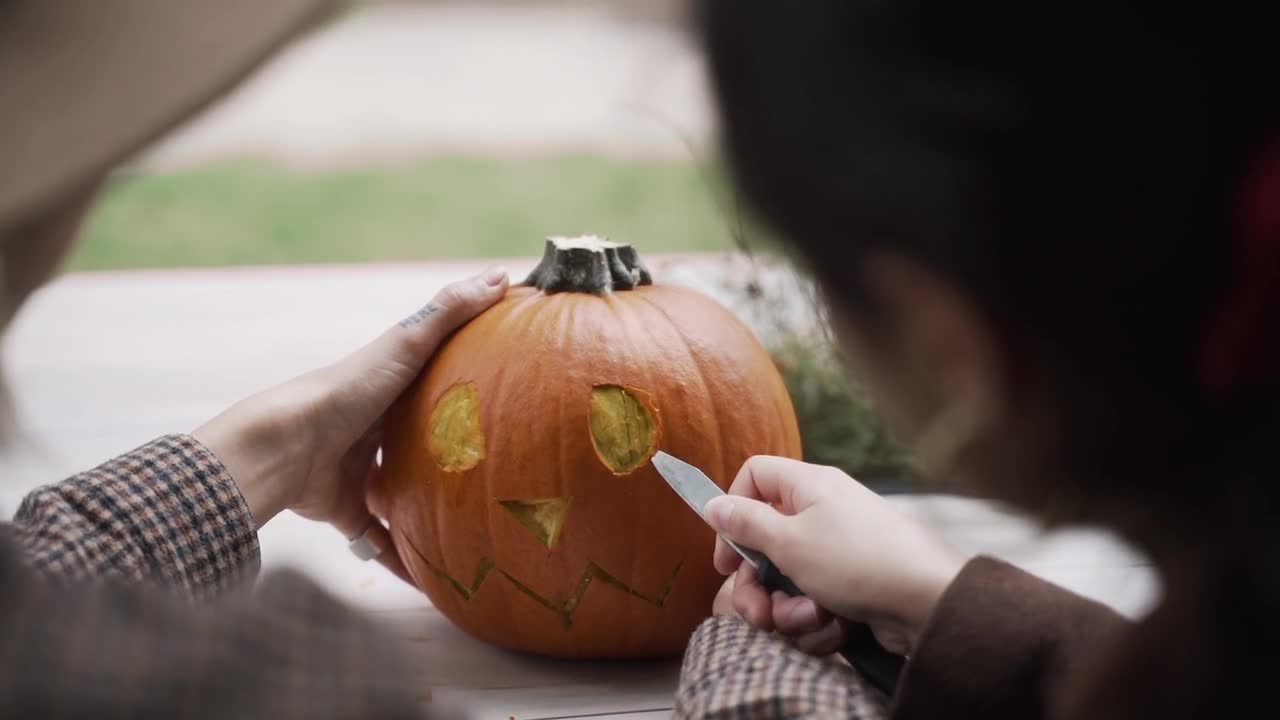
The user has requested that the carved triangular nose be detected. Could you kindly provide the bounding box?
[499,496,573,549]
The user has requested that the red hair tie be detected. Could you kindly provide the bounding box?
[1201,138,1280,394]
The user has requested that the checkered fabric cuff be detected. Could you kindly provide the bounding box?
[12,434,261,599]
[675,615,890,719]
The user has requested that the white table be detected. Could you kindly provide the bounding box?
[0,256,1158,719]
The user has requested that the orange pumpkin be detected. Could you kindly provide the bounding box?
[380,237,802,658]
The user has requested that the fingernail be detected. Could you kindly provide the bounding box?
[789,599,819,627]
[706,496,734,531]
[482,266,507,286]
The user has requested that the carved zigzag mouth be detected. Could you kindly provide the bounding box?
[400,533,683,628]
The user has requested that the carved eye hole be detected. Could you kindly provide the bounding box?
[428,381,485,472]
[587,384,659,474]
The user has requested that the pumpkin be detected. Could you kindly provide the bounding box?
[379,236,802,658]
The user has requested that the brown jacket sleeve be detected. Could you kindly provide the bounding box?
[674,557,1131,719]
[891,556,1131,719]
[8,434,259,599]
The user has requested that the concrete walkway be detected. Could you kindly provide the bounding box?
[140,2,712,170]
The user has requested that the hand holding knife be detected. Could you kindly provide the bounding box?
[652,450,906,697]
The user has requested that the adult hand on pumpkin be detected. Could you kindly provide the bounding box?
[192,267,510,584]
[705,456,967,656]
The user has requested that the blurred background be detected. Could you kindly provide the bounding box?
[75,0,716,271]
[59,0,916,488]
[0,0,1159,634]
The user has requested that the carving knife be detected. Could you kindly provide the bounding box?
[651,450,906,696]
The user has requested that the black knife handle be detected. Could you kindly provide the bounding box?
[756,555,906,696]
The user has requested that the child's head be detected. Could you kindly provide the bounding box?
[699,1,1279,535]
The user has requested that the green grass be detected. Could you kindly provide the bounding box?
[69,155,736,270]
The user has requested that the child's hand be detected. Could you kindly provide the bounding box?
[706,456,967,655]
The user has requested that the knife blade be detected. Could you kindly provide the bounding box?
[651,450,905,696]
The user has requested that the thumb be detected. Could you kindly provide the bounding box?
[324,267,509,430]
[389,265,510,356]
[372,265,510,375]
[705,495,793,556]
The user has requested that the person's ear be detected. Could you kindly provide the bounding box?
[860,253,1007,477]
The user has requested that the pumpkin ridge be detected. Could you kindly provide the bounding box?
[400,529,683,628]
[609,293,672,653]
[634,291,730,485]
[478,298,536,638]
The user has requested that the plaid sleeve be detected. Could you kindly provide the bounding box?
[9,434,259,599]
[675,615,890,719]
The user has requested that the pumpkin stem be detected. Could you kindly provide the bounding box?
[524,235,653,294]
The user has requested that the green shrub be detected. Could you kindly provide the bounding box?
[716,209,919,490]
[771,334,920,489]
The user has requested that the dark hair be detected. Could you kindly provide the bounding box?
[698,1,1279,537]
